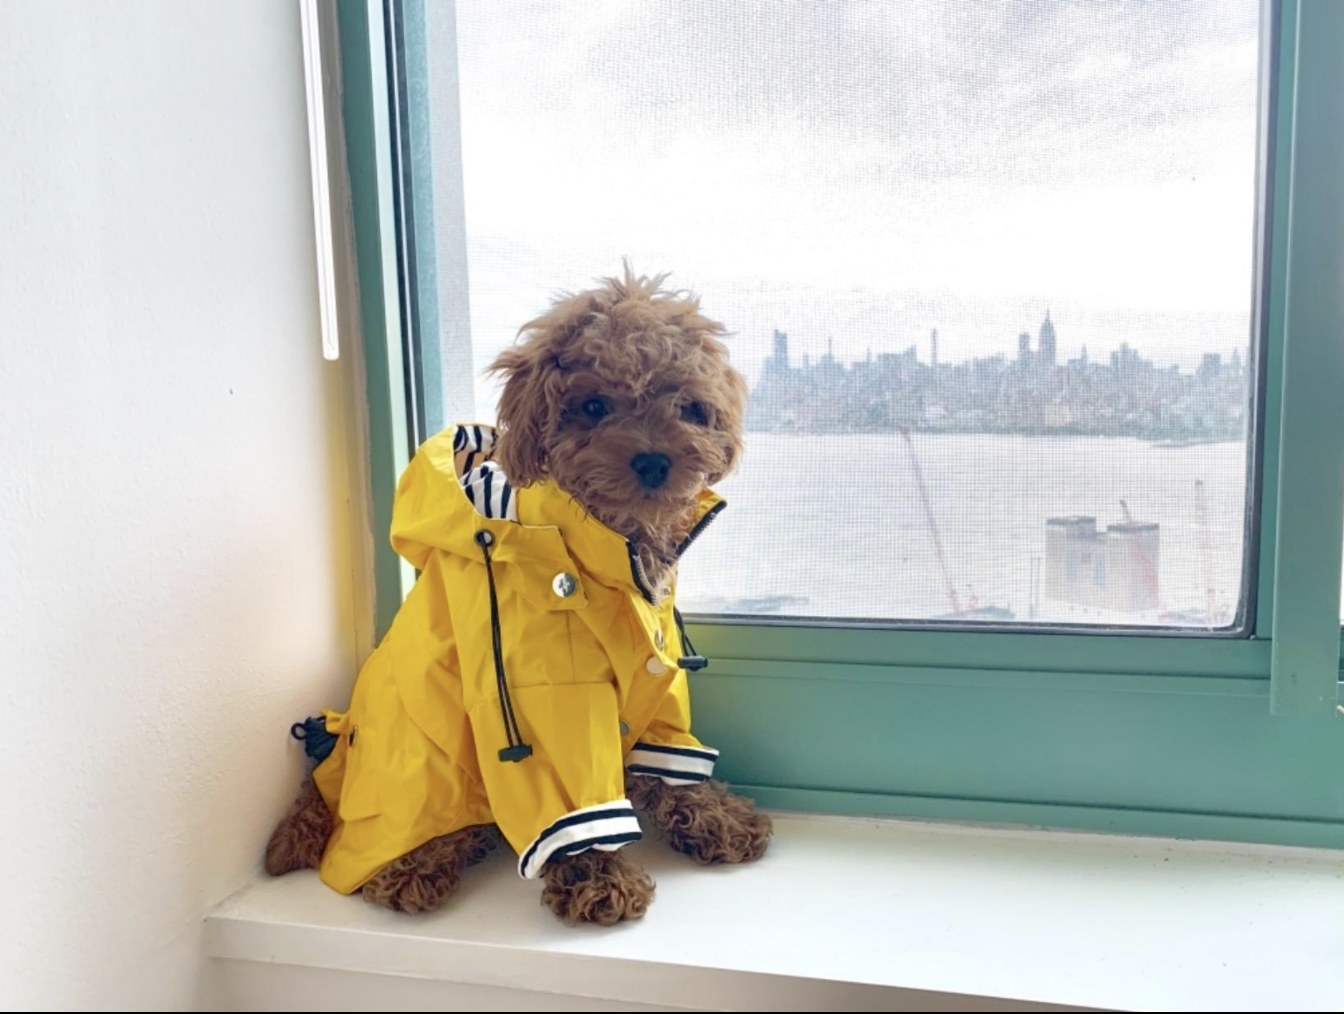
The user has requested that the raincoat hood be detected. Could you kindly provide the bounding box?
[389,423,724,601]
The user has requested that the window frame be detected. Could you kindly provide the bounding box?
[336,0,1344,849]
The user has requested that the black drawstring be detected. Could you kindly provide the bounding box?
[289,715,338,763]
[475,530,533,762]
[673,607,708,671]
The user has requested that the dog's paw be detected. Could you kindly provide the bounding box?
[630,776,773,865]
[361,825,500,914]
[264,778,333,876]
[541,849,655,926]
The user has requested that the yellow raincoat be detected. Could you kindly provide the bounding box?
[300,424,724,890]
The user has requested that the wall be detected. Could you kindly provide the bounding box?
[0,2,372,1008]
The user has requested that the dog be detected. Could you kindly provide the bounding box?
[265,265,771,925]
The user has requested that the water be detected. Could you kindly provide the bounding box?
[675,432,1249,627]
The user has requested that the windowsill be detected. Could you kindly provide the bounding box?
[205,812,1344,1011]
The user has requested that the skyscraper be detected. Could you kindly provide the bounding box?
[1039,310,1057,366]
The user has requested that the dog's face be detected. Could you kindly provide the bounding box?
[488,268,746,543]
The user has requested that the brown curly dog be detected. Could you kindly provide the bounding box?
[266,265,771,925]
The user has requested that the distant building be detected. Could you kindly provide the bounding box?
[1044,516,1160,615]
[1038,311,1057,366]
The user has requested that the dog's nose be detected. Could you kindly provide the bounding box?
[630,452,671,490]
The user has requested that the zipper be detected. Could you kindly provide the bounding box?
[627,499,726,603]
[675,499,726,557]
[627,542,657,603]
[672,500,723,669]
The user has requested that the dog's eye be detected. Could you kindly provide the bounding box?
[680,401,709,426]
[580,397,611,422]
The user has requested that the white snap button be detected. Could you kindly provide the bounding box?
[552,572,578,598]
[619,720,630,736]
[645,657,667,676]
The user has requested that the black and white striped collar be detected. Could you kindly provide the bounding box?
[454,424,518,522]
[444,423,725,595]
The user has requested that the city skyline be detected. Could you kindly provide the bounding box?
[759,308,1247,375]
[748,310,1248,441]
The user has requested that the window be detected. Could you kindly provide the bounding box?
[337,0,1344,850]
[416,0,1261,631]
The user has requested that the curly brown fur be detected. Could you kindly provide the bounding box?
[489,263,747,593]
[626,774,773,865]
[360,824,502,914]
[540,849,656,926]
[269,267,756,925]
[264,777,333,876]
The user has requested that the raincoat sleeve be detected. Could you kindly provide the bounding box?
[625,665,720,786]
[449,540,643,881]
[470,681,644,880]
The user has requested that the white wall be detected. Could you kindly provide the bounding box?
[0,2,372,1008]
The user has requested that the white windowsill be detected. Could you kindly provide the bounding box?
[205,812,1344,1011]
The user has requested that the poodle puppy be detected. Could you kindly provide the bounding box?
[266,265,771,925]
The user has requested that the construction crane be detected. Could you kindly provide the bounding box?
[1118,498,1164,617]
[1193,480,1217,628]
[899,427,961,616]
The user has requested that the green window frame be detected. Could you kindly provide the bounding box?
[335,0,1344,848]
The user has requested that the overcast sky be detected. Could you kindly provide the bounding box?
[436,0,1263,413]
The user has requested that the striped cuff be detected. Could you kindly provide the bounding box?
[517,799,643,880]
[625,741,719,786]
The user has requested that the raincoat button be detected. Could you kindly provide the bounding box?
[619,721,630,736]
[654,630,665,649]
[552,572,578,598]
[645,657,667,676]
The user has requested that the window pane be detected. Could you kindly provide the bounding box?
[420,0,1262,629]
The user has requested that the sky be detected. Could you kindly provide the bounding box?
[430,0,1264,416]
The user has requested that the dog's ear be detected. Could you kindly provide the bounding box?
[706,359,749,485]
[488,344,550,486]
